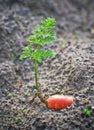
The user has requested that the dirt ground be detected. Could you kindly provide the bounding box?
[0,0,94,130]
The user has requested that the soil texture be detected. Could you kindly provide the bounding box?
[0,0,94,130]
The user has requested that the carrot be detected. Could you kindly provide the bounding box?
[47,95,75,110]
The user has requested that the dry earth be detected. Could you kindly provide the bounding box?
[0,0,94,130]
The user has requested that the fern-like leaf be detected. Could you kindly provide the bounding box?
[31,50,55,63]
[19,46,32,60]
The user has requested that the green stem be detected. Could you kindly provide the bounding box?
[34,59,47,105]
[34,59,39,89]
[33,46,47,105]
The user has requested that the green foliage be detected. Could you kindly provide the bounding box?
[19,45,32,60]
[15,116,22,122]
[84,108,91,116]
[31,50,55,63]
[22,109,27,113]
[20,17,56,101]
[27,17,56,46]
[8,93,13,97]
[20,47,55,62]
[10,52,15,59]
[20,17,56,63]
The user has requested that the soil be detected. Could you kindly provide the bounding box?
[0,0,94,130]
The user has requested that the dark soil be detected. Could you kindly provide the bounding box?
[0,0,94,130]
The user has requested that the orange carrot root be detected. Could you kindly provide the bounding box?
[47,95,75,110]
